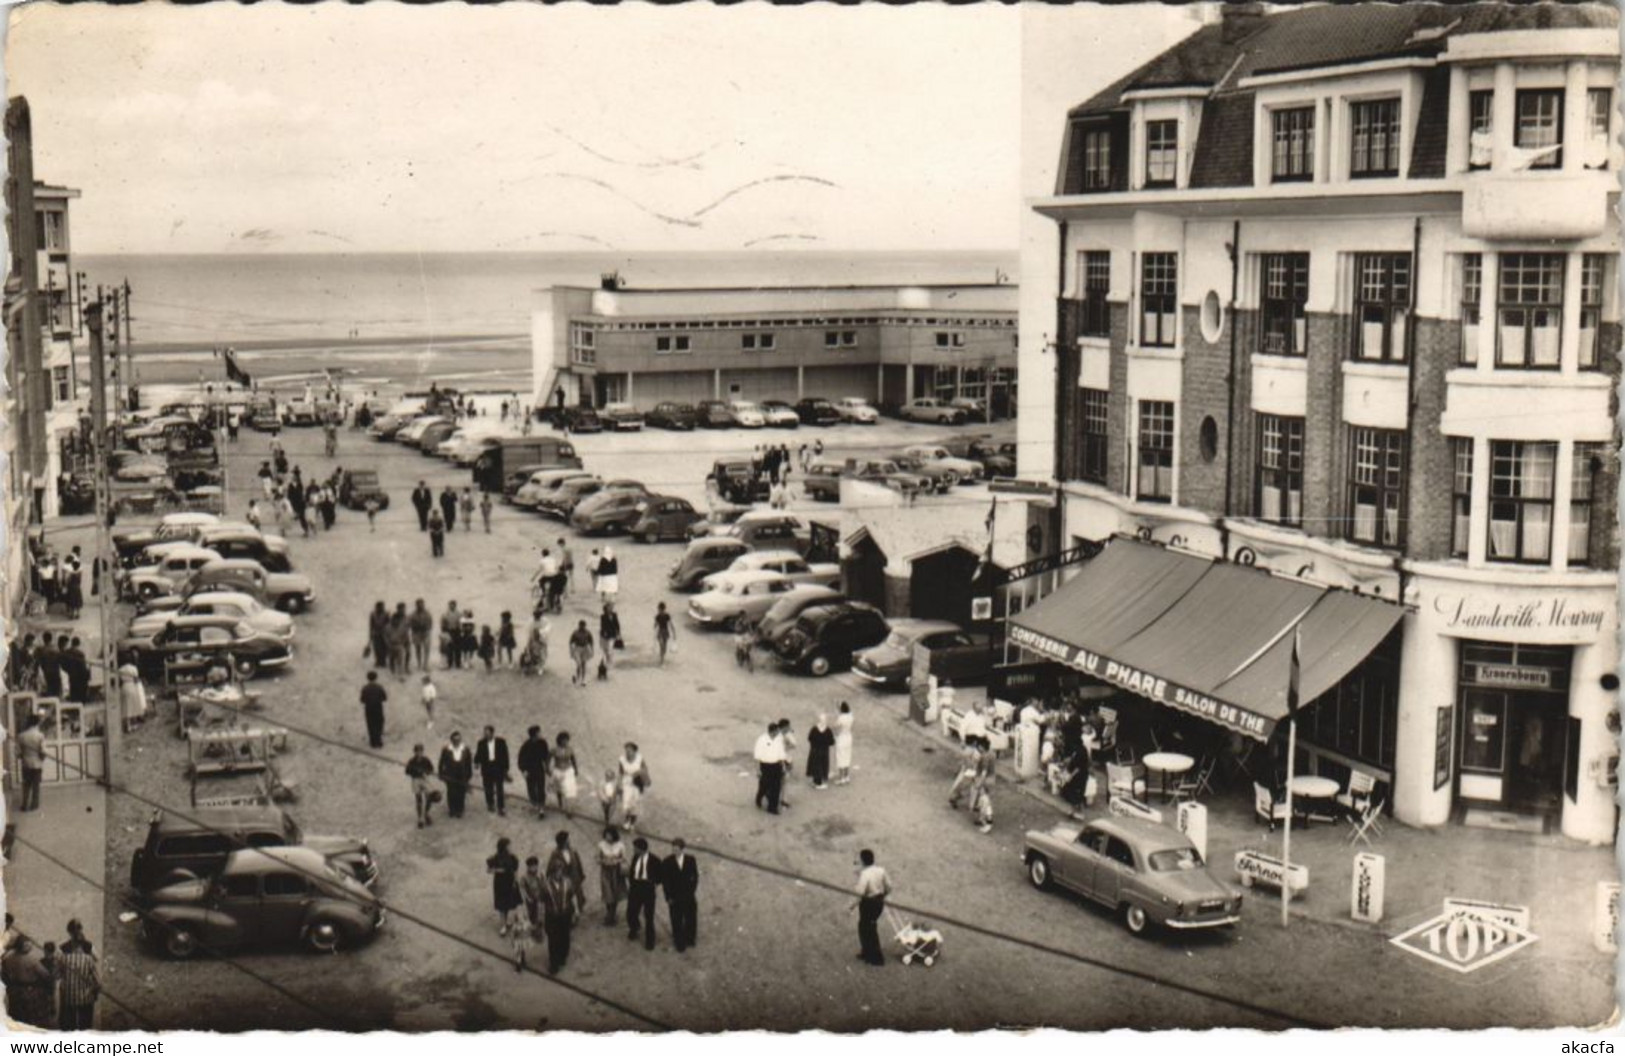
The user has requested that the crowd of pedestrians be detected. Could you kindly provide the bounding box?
[1,916,101,1030]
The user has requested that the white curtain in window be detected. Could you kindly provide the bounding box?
[1570,506,1591,564]
[1499,316,1527,365]
[1488,511,1517,558]
[1362,320,1385,359]
[1521,504,1552,561]
[1461,322,1479,364]
[1260,483,1282,523]
[1382,498,1400,547]
[1531,314,1560,366]
[1353,498,1376,541]
[1578,324,1597,368]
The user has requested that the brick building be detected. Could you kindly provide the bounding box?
[1020,4,1619,842]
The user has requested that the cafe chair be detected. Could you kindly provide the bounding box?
[1348,795,1385,847]
[1172,756,1215,803]
[1107,761,1146,801]
[1096,709,1119,756]
[1253,782,1290,832]
[1337,770,1379,814]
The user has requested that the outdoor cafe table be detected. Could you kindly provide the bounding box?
[1142,752,1194,799]
[1289,775,1341,825]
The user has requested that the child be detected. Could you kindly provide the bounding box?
[734,626,755,672]
[972,772,995,834]
[460,610,478,666]
[420,673,438,730]
[364,495,380,531]
[478,626,496,671]
[597,767,620,827]
[498,612,517,668]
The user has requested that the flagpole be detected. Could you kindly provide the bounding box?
[1281,714,1296,928]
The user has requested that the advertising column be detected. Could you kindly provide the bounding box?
[1392,612,1455,827]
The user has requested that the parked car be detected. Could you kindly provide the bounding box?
[397,415,449,446]
[570,486,653,534]
[127,590,295,643]
[129,805,377,896]
[686,571,798,630]
[899,398,970,425]
[852,620,990,688]
[416,420,458,453]
[688,502,754,539]
[602,403,645,431]
[647,402,697,431]
[833,397,879,424]
[248,407,283,434]
[769,601,890,676]
[193,527,294,573]
[337,468,390,512]
[441,429,505,465]
[559,406,605,434]
[1023,816,1242,936]
[801,459,846,502]
[940,434,1015,477]
[696,400,734,429]
[537,475,610,519]
[794,398,841,426]
[474,438,583,494]
[759,400,802,428]
[950,397,990,420]
[709,549,840,591]
[890,454,960,494]
[514,469,596,510]
[668,537,752,592]
[124,545,224,599]
[176,557,316,614]
[721,512,811,553]
[143,847,383,958]
[753,585,844,644]
[900,444,984,484]
[366,412,417,441]
[110,450,170,484]
[844,458,929,498]
[727,401,767,429]
[114,512,223,565]
[118,614,293,681]
[629,495,705,543]
[708,459,771,505]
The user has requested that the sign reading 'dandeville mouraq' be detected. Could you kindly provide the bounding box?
[1007,625,1273,740]
[1432,593,1609,644]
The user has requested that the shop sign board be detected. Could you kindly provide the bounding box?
[1469,664,1552,690]
[1351,853,1385,923]
[1433,705,1452,791]
[1233,850,1308,893]
[970,597,993,622]
[1595,882,1619,954]
[1176,801,1207,860]
[1431,592,1608,644]
[1108,795,1163,826]
[1390,905,1537,974]
[1442,898,1531,932]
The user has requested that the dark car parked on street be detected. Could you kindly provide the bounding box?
[794,397,841,426]
[194,527,294,574]
[630,495,706,543]
[709,459,771,505]
[696,400,734,429]
[559,406,604,433]
[130,806,378,896]
[118,613,293,681]
[770,601,890,676]
[647,402,698,431]
[852,620,991,689]
[669,537,752,592]
[338,468,390,512]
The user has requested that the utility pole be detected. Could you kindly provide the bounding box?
[85,300,122,781]
[122,279,136,411]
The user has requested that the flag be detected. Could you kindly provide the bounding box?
[972,497,997,581]
[223,348,252,388]
[1286,625,1302,718]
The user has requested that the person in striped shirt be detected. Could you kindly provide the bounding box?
[56,920,98,1031]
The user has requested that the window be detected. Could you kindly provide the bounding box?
[1271,106,1315,182]
[1105,838,1136,869]
[1136,400,1174,503]
[1460,254,1482,365]
[824,330,857,349]
[1468,90,1494,169]
[1579,254,1606,369]
[52,366,70,404]
[1144,119,1177,186]
[1570,443,1602,567]
[569,324,596,367]
[1496,253,1562,368]
[741,333,775,351]
[220,874,260,899]
[1350,99,1401,177]
[1080,251,1111,337]
[1260,253,1309,356]
[1451,439,1474,557]
[935,332,950,349]
[36,211,65,252]
[1082,128,1112,191]
[1303,629,1400,769]
[1255,414,1304,527]
[1586,88,1612,169]
[1079,388,1108,484]
[1353,254,1411,362]
[655,335,691,354]
[1348,427,1406,548]
[1487,440,1557,563]
[262,873,309,898]
[1139,253,1177,348]
[1515,89,1563,169]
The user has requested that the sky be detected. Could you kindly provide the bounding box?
[5,2,1023,256]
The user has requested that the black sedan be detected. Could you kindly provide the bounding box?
[118,614,292,681]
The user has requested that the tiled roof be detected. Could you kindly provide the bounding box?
[1188,92,1256,189]
[1408,66,1452,179]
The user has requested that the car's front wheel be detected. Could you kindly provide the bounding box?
[234,656,260,679]
[163,924,200,959]
[1027,854,1052,890]
[283,595,306,615]
[806,654,832,677]
[1123,903,1150,936]
[304,919,346,954]
[642,526,660,544]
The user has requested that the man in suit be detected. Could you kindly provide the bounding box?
[662,837,700,953]
[438,731,473,818]
[625,837,661,951]
[410,481,433,531]
[474,725,511,816]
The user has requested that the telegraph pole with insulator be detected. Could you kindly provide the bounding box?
[84,298,122,778]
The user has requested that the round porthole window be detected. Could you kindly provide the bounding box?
[1200,290,1224,343]
[1199,416,1219,462]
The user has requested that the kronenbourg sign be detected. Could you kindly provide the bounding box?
[1596,882,1620,954]
[1176,801,1207,861]
[1390,904,1538,974]
[1351,853,1385,924]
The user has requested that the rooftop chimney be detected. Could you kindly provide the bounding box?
[1220,2,1267,44]
[600,271,623,291]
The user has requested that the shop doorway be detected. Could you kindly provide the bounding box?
[1457,642,1573,818]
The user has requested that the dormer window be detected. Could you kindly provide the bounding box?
[1271,107,1315,182]
[1350,99,1401,178]
[1514,89,1562,169]
[1144,120,1177,187]
[1468,90,1493,170]
[1082,128,1113,191]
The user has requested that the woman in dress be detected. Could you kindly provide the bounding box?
[597,546,620,603]
[599,602,622,674]
[497,611,517,668]
[833,701,855,786]
[653,602,676,665]
[568,620,595,687]
[486,837,522,936]
[596,826,628,926]
[550,731,580,809]
[617,742,649,832]
[806,714,835,790]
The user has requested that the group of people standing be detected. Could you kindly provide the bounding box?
[28,542,85,619]
[1,917,101,1030]
[409,480,491,553]
[7,631,93,705]
[752,704,855,814]
[249,459,343,537]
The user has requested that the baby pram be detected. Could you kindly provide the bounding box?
[886,908,943,967]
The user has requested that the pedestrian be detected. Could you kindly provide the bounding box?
[852,849,891,967]
[971,737,996,835]
[320,484,337,530]
[428,508,446,557]
[568,620,595,688]
[475,723,512,814]
[478,625,496,671]
[549,731,579,809]
[486,837,523,936]
[387,603,411,677]
[834,701,855,785]
[596,826,628,926]
[498,611,517,667]
[597,766,621,828]
[290,480,311,537]
[62,552,83,619]
[438,731,473,819]
[599,602,622,675]
[17,714,45,812]
[409,599,434,672]
[411,481,433,532]
[439,485,458,532]
[540,842,580,975]
[770,480,787,510]
[2,936,56,1029]
[753,722,785,814]
[813,438,824,460]
[517,727,550,817]
[364,494,380,531]
[777,719,798,811]
[62,637,89,704]
[662,838,700,953]
[557,538,575,594]
[441,601,462,668]
[798,442,810,473]
[807,713,834,790]
[518,856,546,962]
[324,420,338,457]
[625,837,660,951]
[305,482,323,532]
[271,487,289,536]
[947,737,981,810]
[406,743,436,827]
[480,491,493,533]
[734,624,755,672]
[460,487,476,532]
[37,635,62,699]
[459,608,479,667]
[245,499,262,532]
[653,602,676,664]
[547,831,588,923]
[57,922,99,1029]
[520,616,549,676]
[534,548,561,613]
[359,670,388,748]
[597,546,620,603]
[587,548,601,594]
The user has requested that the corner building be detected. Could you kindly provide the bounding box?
[1024,3,1619,843]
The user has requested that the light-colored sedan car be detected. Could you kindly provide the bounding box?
[899,398,969,425]
[728,401,767,429]
[397,415,449,445]
[901,444,984,484]
[513,469,596,510]
[706,549,841,591]
[686,570,798,630]
[833,397,879,424]
[760,400,802,428]
[1023,816,1243,936]
[127,590,295,642]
